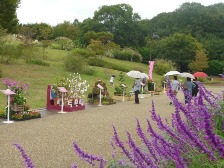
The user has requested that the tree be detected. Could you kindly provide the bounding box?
[53,21,80,40]
[0,26,7,38]
[157,33,203,72]
[0,0,20,33]
[84,31,113,44]
[188,50,208,72]
[93,4,142,47]
[55,37,74,50]
[0,35,23,64]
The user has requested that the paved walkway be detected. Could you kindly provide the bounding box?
[0,86,223,168]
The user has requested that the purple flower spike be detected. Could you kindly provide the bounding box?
[73,142,106,168]
[126,131,154,167]
[71,163,78,168]
[112,125,136,165]
[13,143,35,168]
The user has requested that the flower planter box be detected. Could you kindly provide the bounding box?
[10,104,24,112]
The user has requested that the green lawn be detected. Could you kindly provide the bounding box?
[0,48,153,109]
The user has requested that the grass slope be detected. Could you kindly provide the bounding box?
[0,48,154,109]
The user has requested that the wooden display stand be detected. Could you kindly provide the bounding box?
[46,85,85,112]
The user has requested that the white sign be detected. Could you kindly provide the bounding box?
[121,84,127,87]
[97,84,104,89]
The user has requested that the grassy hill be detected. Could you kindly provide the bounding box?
[0,48,161,109]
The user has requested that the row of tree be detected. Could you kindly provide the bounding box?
[0,1,224,74]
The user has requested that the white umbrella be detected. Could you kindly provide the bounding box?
[141,73,149,79]
[164,70,180,76]
[178,72,195,79]
[126,70,145,79]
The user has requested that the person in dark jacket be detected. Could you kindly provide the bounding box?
[184,77,196,104]
[192,77,199,97]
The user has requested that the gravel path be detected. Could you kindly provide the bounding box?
[0,86,223,168]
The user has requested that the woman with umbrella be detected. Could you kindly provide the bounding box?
[183,77,196,104]
[132,78,141,104]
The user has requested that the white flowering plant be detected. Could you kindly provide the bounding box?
[53,73,89,99]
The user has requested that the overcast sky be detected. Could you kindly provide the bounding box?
[17,0,222,26]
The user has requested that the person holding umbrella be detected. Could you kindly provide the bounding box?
[170,76,180,105]
[132,78,141,104]
[183,77,196,104]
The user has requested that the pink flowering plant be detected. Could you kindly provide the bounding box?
[3,78,28,105]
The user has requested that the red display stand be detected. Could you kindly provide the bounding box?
[46,85,85,112]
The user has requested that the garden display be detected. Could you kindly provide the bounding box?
[0,78,41,121]
[46,73,89,112]
[88,79,116,105]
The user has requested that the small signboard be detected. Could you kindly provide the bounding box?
[97,84,104,90]
[57,87,68,93]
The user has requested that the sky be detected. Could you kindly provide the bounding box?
[17,0,222,26]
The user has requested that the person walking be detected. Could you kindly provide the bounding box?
[183,77,196,104]
[170,76,180,105]
[192,77,199,97]
[109,75,115,86]
[133,78,141,104]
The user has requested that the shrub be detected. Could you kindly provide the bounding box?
[64,55,87,73]
[25,59,50,66]
[83,66,96,75]
[0,35,23,64]
[54,36,74,50]
[113,48,142,62]
[70,48,95,59]
[205,60,224,76]
[88,57,130,72]
[154,59,176,75]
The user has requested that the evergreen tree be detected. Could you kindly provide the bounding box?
[0,0,20,33]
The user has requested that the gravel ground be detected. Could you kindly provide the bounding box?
[0,85,223,168]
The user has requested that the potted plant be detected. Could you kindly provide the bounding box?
[3,78,28,112]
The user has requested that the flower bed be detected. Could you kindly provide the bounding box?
[0,109,41,121]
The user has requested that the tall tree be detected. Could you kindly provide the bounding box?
[0,0,20,33]
[53,21,80,40]
[156,33,203,72]
[188,50,208,72]
[93,4,142,47]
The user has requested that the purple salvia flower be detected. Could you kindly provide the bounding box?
[203,106,224,157]
[109,139,116,159]
[112,125,136,165]
[155,114,187,150]
[151,101,157,121]
[73,142,106,168]
[152,138,170,162]
[126,131,154,167]
[174,108,215,159]
[147,119,173,149]
[13,143,35,168]
[136,119,158,164]
[71,163,78,168]
[173,144,185,168]
[222,120,224,131]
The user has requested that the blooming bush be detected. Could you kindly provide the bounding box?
[3,78,28,105]
[53,73,89,99]
[13,82,224,167]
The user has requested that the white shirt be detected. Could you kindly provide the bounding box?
[171,80,180,92]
